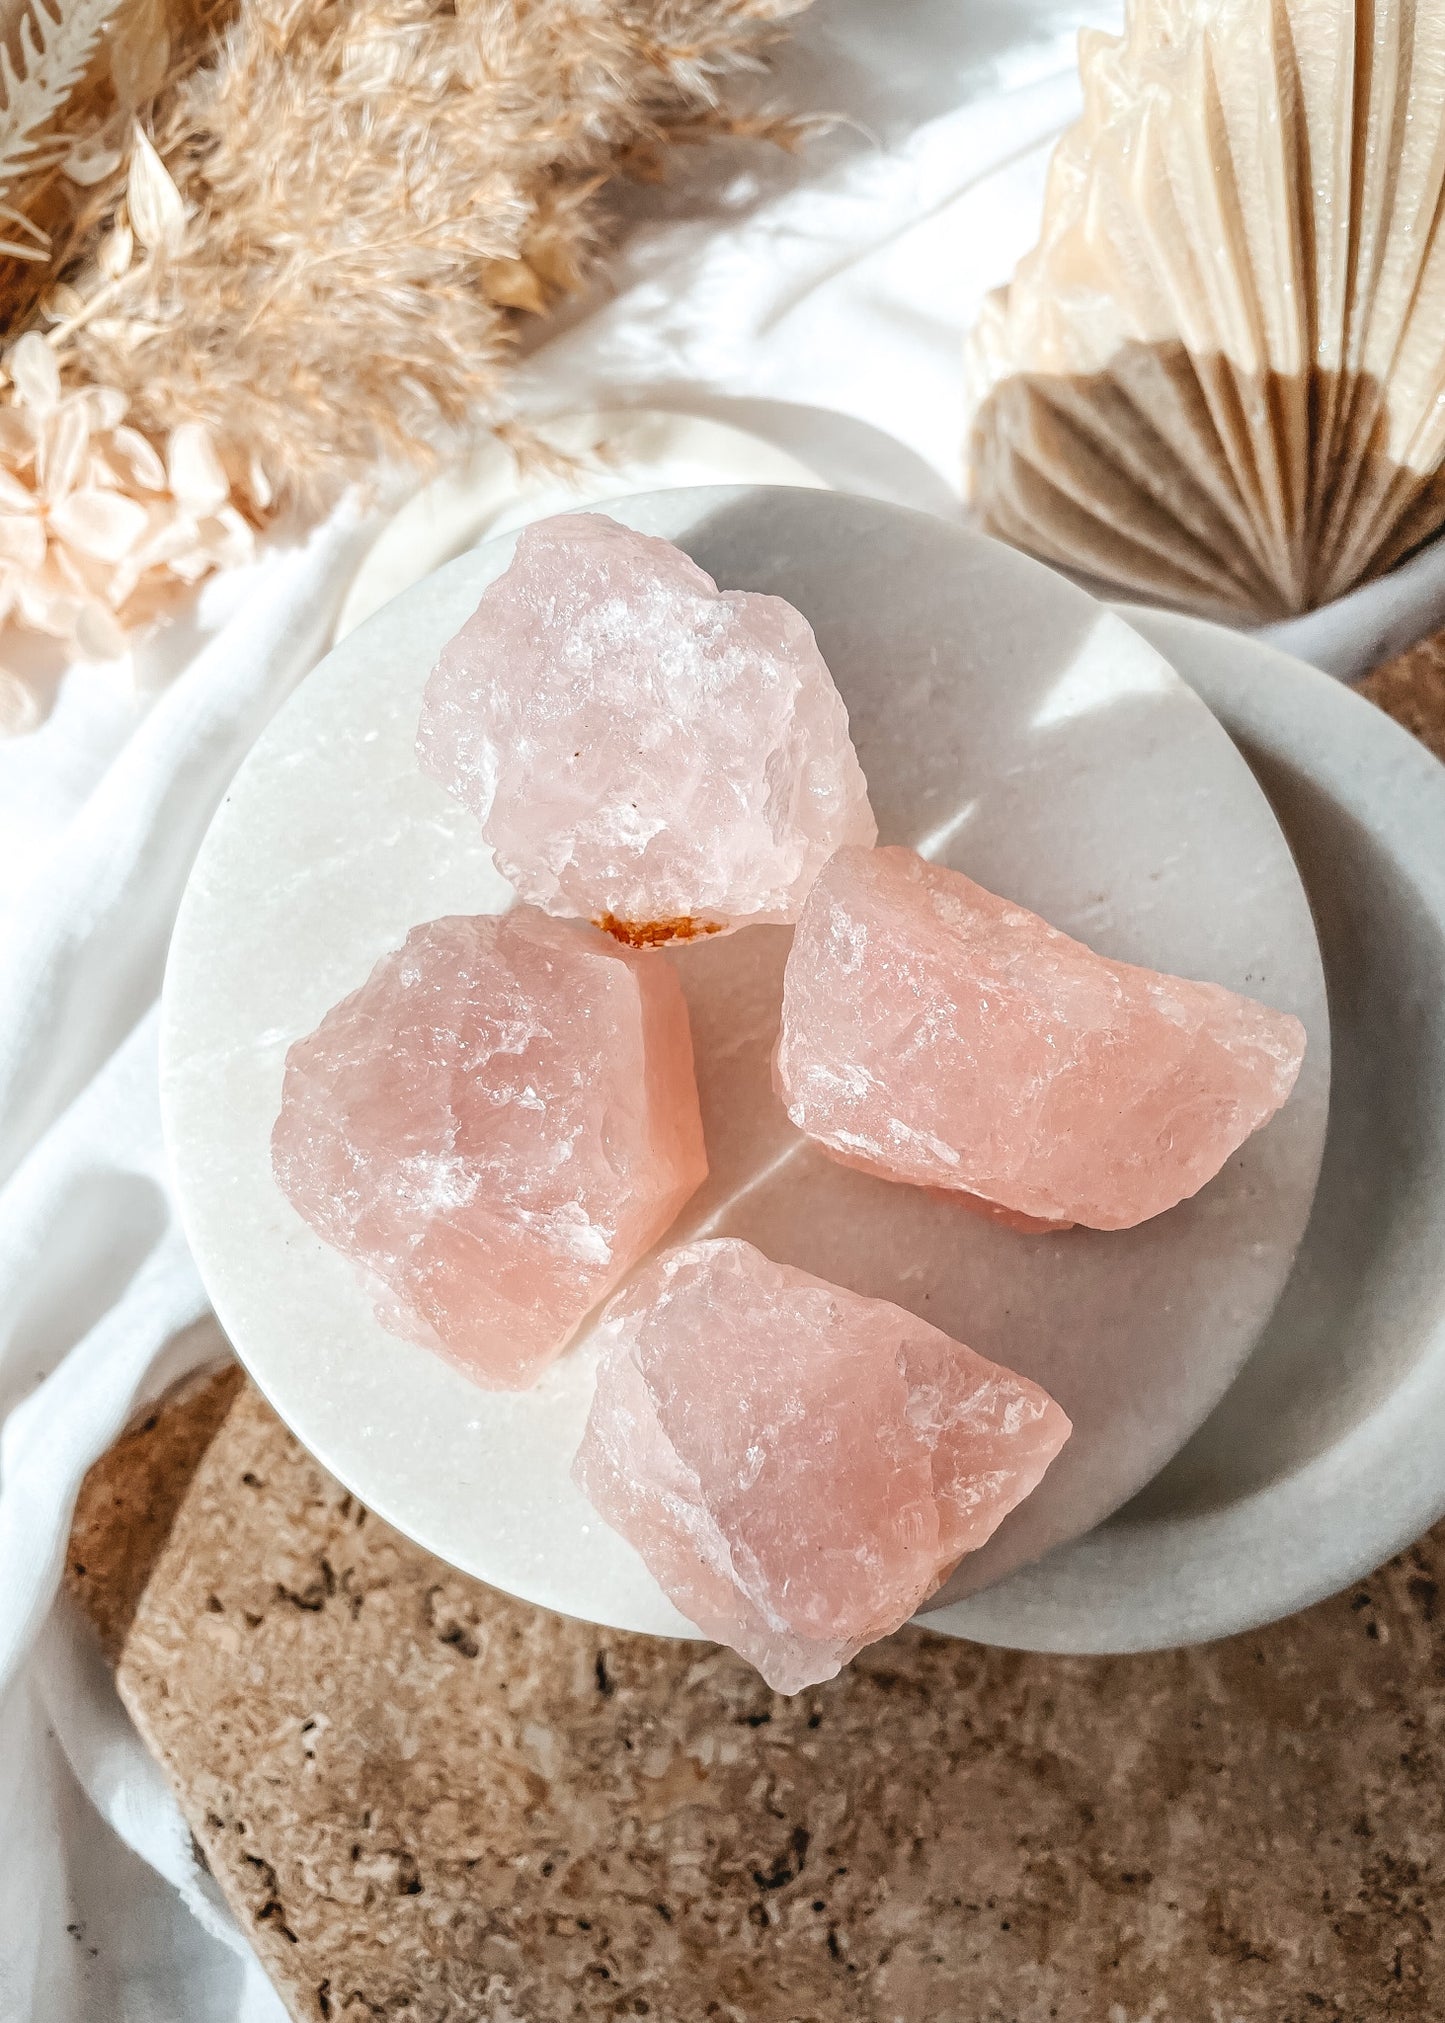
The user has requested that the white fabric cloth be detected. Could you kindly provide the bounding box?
[0,510,370,2023]
[2,3,1442,2015]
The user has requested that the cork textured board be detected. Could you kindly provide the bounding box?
[67,1367,1445,2023]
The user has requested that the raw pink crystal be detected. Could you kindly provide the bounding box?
[775,845,1306,1232]
[271,909,707,1389]
[415,512,877,943]
[573,1237,1070,1693]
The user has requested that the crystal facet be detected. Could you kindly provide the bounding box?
[573,1237,1070,1693]
[775,845,1306,1231]
[415,512,877,940]
[272,909,708,1389]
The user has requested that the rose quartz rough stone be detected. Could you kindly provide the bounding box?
[775,845,1307,1232]
[415,512,877,943]
[271,909,707,1390]
[573,1237,1070,1694]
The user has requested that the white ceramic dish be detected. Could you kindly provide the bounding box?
[930,612,1445,1651]
[162,488,1331,1643]
[333,410,826,643]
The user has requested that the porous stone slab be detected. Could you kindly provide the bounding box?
[61,1370,1445,2023]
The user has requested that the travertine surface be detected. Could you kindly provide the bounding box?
[68,1370,1445,2023]
[574,1238,1068,1691]
[415,512,876,939]
[1363,631,1445,764]
[66,1354,242,1666]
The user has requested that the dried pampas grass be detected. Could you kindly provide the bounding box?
[71,0,808,514]
[0,0,807,669]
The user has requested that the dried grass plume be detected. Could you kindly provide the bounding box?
[67,0,808,512]
[0,0,808,669]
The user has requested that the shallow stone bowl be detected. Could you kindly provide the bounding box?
[932,614,1445,1650]
[162,490,1334,1645]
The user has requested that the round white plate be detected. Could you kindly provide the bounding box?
[928,612,1445,1651]
[162,488,1330,1640]
[333,410,826,643]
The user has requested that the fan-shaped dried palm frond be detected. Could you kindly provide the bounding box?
[965,0,1445,622]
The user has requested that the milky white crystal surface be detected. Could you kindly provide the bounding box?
[573,1237,1070,1693]
[271,910,707,1389]
[415,512,877,941]
[775,845,1306,1231]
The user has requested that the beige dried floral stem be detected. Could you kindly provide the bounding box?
[63,0,810,515]
[0,328,253,656]
[0,0,230,345]
[0,0,127,206]
[0,0,808,705]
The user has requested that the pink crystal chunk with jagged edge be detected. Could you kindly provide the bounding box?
[775,845,1306,1232]
[272,910,707,1390]
[573,1237,1070,1693]
[415,512,877,945]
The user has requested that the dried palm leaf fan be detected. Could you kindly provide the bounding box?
[964,0,1445,622]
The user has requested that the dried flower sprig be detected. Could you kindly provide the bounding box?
[0,0,806,702]
[67,0,807,516]
[0,328,253,653]
[0,0,237,315]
